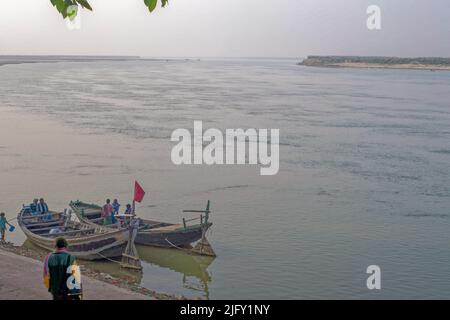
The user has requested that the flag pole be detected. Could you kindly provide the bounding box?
[132,180,145,216]
[132,180,136,216]
[120,181,142,270]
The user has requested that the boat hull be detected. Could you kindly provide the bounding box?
[18,210,129,261]
[70,201,212,249]
[26,234,127,260]
[135,223,212,248]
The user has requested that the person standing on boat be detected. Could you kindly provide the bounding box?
[30,199,39,215]
[111,199,120,224]
[102,199,113,225]
[43,237,82,300]
[0,212,13,243]
[124,203,133,215]
[121,204,133,226]
[37,198,50,220]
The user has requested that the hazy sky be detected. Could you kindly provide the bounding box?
[0,0,449,57]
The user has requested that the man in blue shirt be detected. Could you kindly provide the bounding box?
[0,212,12,242]
[37,198,51,220]
[30,198,39,215]
[111,199,120,224]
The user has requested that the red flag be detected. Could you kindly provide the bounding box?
[134,181,146,203]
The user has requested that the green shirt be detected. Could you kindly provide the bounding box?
[45,251,78,296]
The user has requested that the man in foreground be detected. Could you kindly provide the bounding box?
[43,237,83,300]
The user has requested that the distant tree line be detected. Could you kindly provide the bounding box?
[301,56,450,66]
[51,0,169,19]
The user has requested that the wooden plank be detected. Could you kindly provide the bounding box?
[151,224,183,232]
[82,210,101,216]
[21,213,60,220]
[120,263,142,270]
[27,225,65,233]
[45,228,96,237]
[141,223,166,229]
[24,220,63,228]
[121,253,140,260]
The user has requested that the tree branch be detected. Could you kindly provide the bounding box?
[50,0,169,19]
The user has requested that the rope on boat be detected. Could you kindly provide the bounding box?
[164,238,189,252]
[164,224,215,255]
[7,217,18,223]
[95,252,122,264]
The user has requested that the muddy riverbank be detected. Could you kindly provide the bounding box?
[0,242,192,300]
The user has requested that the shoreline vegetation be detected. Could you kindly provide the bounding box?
[299,56,450,71]
[0,243,192,300]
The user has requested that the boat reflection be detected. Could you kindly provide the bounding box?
[136,245,215,299]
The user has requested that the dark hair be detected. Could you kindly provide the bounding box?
[55,237,68,249]
[106,199,111,203]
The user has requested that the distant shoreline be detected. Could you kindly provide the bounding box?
[0,55,142,67]
[299,56,450,71]
[0,56,205,67]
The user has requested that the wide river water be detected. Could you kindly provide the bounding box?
[0,58,449,299]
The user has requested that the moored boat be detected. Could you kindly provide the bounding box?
[18,206,129,261]
[69,200,213,249]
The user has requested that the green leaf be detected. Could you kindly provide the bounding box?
[51,0,169,19]
[50,0,92,19]
[75,0,93,11]
[50,0,69,18]
[144,0,158,12]
[67,5,78,20]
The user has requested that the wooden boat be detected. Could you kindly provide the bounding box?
[18,206,129,261]
[69,200,213,249]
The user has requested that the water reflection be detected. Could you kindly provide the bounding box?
[137,245,215,299]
